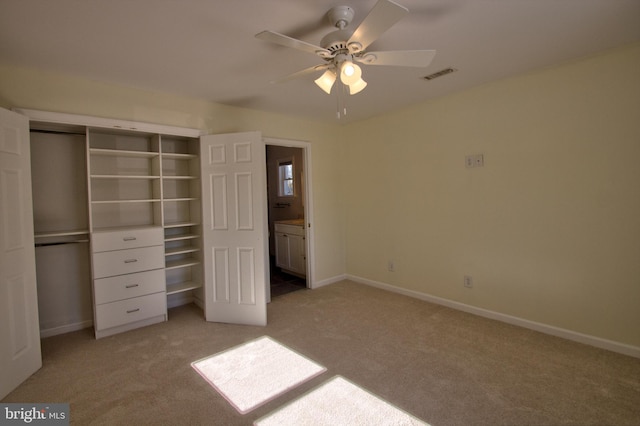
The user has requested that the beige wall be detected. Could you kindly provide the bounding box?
[342,43,640,347]
[2,42,638,348]
[0,65,346,285]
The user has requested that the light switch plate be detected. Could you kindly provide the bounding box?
[465,154,484,168]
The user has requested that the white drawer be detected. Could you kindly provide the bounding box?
[95,292,166,331]
[92,227,164,253]
[94,269,165,304]
[274,223,305,236]
[92,245,164,279]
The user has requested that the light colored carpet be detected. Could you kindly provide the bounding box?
[2,280,639,425]
[255,376,429,426]
[192,336,325,414]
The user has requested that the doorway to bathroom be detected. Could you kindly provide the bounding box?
[264,138,313,299]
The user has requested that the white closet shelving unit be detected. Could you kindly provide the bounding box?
[18,109,204,338]
[160,136,202,301]
[87,130,166,338]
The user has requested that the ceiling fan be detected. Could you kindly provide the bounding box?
[255,0,436,98]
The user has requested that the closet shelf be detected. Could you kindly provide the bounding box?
[164,233,199,242]
[164,221,199,229]
[165,247,200,256]
[166,281,202,295]
[163,197,199,202]
[90,148,159,158]
[35,230,89,239]
[165,259,200,270]
[162,153,197,160]
[35,239,89,247]
[91,175,160,179]
[91,199,161,204]
[162,175,198,180]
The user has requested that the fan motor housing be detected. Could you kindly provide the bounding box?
[322,6,356,55]
[321,29,351,53]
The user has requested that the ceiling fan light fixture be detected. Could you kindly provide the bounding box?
[348,77,367,95]
[314,69,336,94]
[339,60,367,95]
[340,60,361,85]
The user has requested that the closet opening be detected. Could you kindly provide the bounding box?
[264,140,312,300]
[30,126,93,337]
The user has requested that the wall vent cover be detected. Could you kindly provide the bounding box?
[423,67,457,80]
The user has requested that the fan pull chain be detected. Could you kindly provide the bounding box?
[336,82,348,119]
[343,83,348,117]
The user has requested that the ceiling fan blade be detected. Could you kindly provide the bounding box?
[270,64,331,84]
[347,0,409,53]
[255,30,332,58]
[356,50,436,67]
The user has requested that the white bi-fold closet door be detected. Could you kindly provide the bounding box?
[0,108,41,400]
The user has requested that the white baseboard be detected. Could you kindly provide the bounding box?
[40,320,93,338]
[347,275,640,359]
[192,296,204,310]
[311,274,348,289]
[312,274,347,289]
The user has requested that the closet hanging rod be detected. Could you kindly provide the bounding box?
[35,239,89,247]
[35,230,89,239]
[30,129,86,136]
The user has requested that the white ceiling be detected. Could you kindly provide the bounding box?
[1,0,639,124]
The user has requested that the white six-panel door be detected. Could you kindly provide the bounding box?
[200,132,268,326]
[0,108,42,399]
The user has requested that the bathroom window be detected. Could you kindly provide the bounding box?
[278,159,294,197]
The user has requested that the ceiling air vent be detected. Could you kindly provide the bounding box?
[423,67,457,80]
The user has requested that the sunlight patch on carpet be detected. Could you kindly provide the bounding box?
[191,336,326,414]
[254,376,429,425]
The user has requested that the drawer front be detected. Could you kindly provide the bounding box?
[95,292,167,331]
[92,227,164,253]
[94,269,165,304]
[274,224,305,236]
[93,245,164,279]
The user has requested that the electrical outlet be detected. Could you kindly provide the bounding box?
[388,260,395,272]
[464,275,473,288]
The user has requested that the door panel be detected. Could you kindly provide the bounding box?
[201,132,267,326]
[0,108,42,399]
[235,173,254,230]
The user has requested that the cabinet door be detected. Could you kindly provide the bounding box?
[201,132,268,326]
[275,232,290,269]
[288,234,306,275]
[0,108,42,399]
